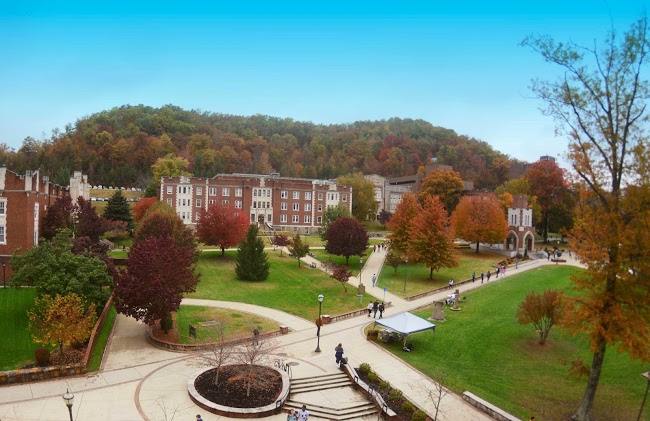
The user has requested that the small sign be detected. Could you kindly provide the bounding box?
[189,324,197,338]
[384,287,387,292]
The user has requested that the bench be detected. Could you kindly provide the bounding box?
[310,262,317,268]
[551,259,567,263]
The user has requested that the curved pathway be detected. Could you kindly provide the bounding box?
[0,249,584,421]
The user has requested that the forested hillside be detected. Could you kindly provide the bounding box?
[0,105,526,188]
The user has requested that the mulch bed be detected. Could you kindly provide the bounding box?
[194,364,282,408]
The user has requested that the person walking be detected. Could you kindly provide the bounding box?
[298,405,309,421]
[448,278,454,289]
[487,270,491,281]
[372,273,377,287]
[496,267,500,278]
[502,265,507,277]
[367,301,373,317]
[287,409,297,421]
[196,415,204,421]
[334,343,344,365]
[372,300,379,318]
[378,302,385,319]
[515,258,519,269]
[481,272,484,283]
[472,272,476,283]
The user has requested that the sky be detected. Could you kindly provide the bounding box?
[1,1,647,166]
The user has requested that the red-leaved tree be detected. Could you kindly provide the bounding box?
[451,195,508,253]
[273,234,290,256]
[133,197,158,222]
[115,236,200,332]
[325,217,369,265]
[330,264,352,292]
[196,202,249,256]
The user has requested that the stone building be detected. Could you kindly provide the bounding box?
[160,173,352,234]
[504,195,536,255]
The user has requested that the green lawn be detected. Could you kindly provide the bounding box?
[88,306,117,371]
[175,306,279,344]
[372,266,646,420]
[379,249,503,298]
[188,250,373,321]
[309,248,370,275]
[0,288,37,370]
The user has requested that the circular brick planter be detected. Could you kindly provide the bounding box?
[188,364,290,418]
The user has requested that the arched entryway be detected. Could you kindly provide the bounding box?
[506,231,519,251]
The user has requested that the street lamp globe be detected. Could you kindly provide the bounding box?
[318,294,324,303]
[62,389,74,421]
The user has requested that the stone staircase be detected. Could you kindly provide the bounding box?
[285,372,379,420]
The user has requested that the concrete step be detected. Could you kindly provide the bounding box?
[291,380,352,394]
[285,401,378,420]
[292,372,348,385]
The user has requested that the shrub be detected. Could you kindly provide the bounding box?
[401,401,415,414]
[34,347,51,367]
[412,409,427,421]
[379,380,391,392]
[160,314,173,332]
[358,363,372,376]
[367,371,379,384]
[389,388,403,404]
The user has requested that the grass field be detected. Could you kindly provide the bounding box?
[378,249,503,298]
[0,288,37,370]
[175,306,279,344]
[187,249,374,321]
[372,266,646,420]
[88,306,117,371]
[309,248,370,275]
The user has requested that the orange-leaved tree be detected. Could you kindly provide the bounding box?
[133,197,158,222]
[28,293,97,354]
[387,193,419,256]
[196,202,249,256]
[451,195,508,253]
[525,159,570,243]
[524,16,650,419]
[418,168,464,213]
[517,290,565,345]
[409,195,458,279]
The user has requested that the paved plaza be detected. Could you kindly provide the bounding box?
[0,248,582,420]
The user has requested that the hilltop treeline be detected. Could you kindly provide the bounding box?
[1,104,526,188]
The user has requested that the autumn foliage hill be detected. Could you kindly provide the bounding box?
[3,104,527,189]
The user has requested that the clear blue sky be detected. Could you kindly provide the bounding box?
[0,1,646,165]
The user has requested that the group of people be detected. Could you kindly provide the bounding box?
[287,405,310,420]
[367,300,385,318]
[373,242,388,252]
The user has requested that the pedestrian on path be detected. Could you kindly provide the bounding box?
[378,302,385,319]
[487,271,491,281]
[448,278,454,289]
[481,272,484,283]
[253,327,260,345]
[367,301,373,317]
[496,267,500,278]
[472,272,476,283]
[372,273,377,287]
[335,343,344,365]
[287,409,297,421]
[515,258,519,269]
[298,405,309,420]
[372,300,379,318]
[196,415,204,421]
[502,265,506,277]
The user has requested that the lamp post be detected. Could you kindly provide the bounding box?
[403,256,408,292]
[62,389,74,421]
[2,262,5,288]
[315,294,324,352]
[637,372,650,421]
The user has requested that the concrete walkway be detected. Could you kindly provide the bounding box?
[0,248,584,421]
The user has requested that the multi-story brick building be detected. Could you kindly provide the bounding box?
[160,173,353,234]
[0,169,89,283]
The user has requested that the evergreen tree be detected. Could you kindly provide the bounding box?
[235,225,270,281]
[288,233,310,267]
[103,190,133,228]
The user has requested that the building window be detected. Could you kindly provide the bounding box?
[304,203,311,211]
[318,192,323,200]
[304,192,312,200]
[235,200,242,209]
[292,215,299,223]
[166,198,172,205]
[280,214,287,223]
[342,193,347,202]
[293,203,299,211]
[196,212,201,221]
[317,216,322,224]
[251,214,256,222]
[196,199,202,207]
[197,187,203,195]
[235,188,243,197]
[0,227,5,244]
[281,190,288,199]
[304,215,311,223]
[222,200,229,207]
[222,188,230,196]
[318,204,322,212]
[209,199,216,205]
[0,200,5,215]
[209,187,216,196]
[293,191,299,199]
[167,186,173,194]
[281,202,287,210]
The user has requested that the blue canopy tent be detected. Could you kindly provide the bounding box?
[373,311,436,348]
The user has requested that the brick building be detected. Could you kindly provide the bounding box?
[0,169,89,283]
[160,173,353,234]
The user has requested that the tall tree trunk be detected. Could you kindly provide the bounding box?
[475,242,479,253]
[572,338,607,420]
[543,212,549,243]
[430,267,434,279]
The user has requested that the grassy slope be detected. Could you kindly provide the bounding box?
[375,266,646,420]
[187,249,373,321]
[0,288,37,370]
[88,306,117,371]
